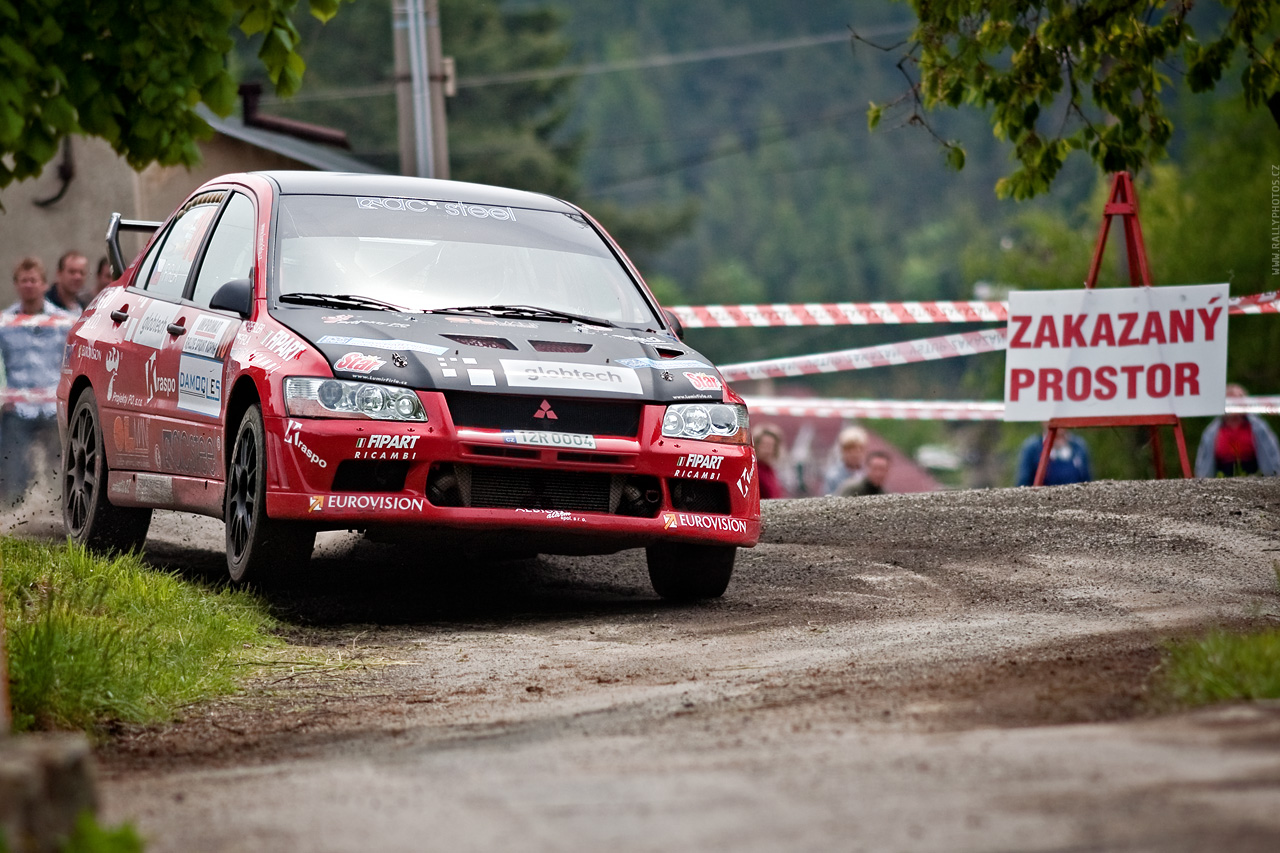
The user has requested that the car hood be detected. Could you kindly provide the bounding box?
[273,305,727,403]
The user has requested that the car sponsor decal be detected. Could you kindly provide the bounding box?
[661,512,748,534]
[309,495,427,512]
[515,508,587,523]
[160,428,218,477]
[129,302,180,350]
[183,315,234,359]
[316,335,448,356]
[683,372,723,392]
[444,316,538,329]
[736,455,756,498]
[354,433,421,460]
[144,352,176,402]
[501,430,597,449]
[500,359,642,395]
[355,197,518,221]
[615,357,709,369]
[284,420,328,468]
[76,344,102,363]
[263,330,307,361]
[468,368,496,386]
[112,415,149,465]
[321,315,411,328]
[177,353,223,416]
[135,473,173,503]
[675,453,724,480]
[104,347,125,405]
[334,351,386,373]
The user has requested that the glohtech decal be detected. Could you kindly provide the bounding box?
[284,420,328,468]
[263,330,307,361]
[129,301,179,350]
[500,359,642,395]
[616,357,708,370]
[177,353,222,416]
[160,429,218,477]
[183,315,233,359]
[683,372,723,392]
[334,351,386,373]
[502,430,597,449]
[354,433,421,460]
[675,452,724,480]
[309,495,427,512]
[316,336,448,356]
[661,512,748,534]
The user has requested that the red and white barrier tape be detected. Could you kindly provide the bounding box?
[0,314,74,329]
[0,388,57,405]
[743,396,1280,420]
[719,328,1008,382]
[672,290,1280,328]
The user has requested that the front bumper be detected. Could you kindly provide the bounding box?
[263,392,760,551]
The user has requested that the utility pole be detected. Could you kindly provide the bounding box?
[393,0,451,179]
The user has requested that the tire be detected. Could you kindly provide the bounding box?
[62,389,152,553]
[645,542,736,601]
[225,405,315,585]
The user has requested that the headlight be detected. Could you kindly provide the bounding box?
[662,403,749,444]
[284,377,427,421]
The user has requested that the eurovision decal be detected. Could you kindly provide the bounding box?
[1003,284,1228,422]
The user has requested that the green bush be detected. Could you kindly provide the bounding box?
[2,538,280,734]
[1160,628,1280,706]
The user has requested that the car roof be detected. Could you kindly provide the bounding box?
[252,171,578,213]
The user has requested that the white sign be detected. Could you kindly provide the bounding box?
[1003,284,1228,421]
[500,359,642,395]
[177,353,224,417]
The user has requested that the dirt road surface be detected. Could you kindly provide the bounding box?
[14,478,1280,851]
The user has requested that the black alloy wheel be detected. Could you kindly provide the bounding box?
[62,389,151,552]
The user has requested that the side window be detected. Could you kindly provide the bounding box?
[191,193,256,308]
[139,202,221,301]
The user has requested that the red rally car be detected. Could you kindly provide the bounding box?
[57,172,760,599]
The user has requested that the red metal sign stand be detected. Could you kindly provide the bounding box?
[1033,172,1192,486]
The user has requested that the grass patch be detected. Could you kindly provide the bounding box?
[2,537,282,735]
[1159,627,1280,707]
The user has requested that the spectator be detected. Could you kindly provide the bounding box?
[752,423,787,499]
[0,257,71,505]
[1015,427,1091,486]
[840,450,890,496]
[93,256,114,299]
[824,425,868,495]
[1194,384,1280,477]
[47,250,89,313]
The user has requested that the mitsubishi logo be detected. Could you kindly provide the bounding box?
[533,399,558,420]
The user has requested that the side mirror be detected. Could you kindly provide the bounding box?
[662,307,685,341]
[210,278,253,318]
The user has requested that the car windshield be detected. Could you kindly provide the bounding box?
[273,194,660,326]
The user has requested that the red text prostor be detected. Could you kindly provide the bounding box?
[1009,363,1201,402]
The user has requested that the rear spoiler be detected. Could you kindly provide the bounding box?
[105,212,162,278]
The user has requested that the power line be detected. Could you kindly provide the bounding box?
[260,22,913,105]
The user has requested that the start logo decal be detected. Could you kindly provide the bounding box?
[661,512,748,534]
[500,359,642,395]
[354,433,421,459]
[501,430,597,449]
[683,372,723,392]
[334,351,386,373]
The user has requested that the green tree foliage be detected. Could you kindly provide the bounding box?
[871,1,1280,199]
[0,0,350,188]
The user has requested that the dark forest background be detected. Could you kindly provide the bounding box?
[234,0,1280,487]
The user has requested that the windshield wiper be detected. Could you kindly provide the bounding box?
[425,304,615,328]
[278,292,407,313]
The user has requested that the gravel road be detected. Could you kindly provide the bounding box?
[18,478,1280,851]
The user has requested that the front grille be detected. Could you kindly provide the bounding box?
[445,391,641,437]
[668,479,731,514]
[331,460,410,492]
[427,463,660,517]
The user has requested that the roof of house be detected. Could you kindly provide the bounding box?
[197,106,382,175]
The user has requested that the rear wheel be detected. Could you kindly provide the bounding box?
[225,405,315,585]
[645,542,736,601]
[62,389,152,553]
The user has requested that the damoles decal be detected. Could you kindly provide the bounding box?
[177,354,222,416]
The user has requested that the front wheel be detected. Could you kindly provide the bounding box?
[645,542,736,601]
[225,405,315,585]
[62,389,152,553]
